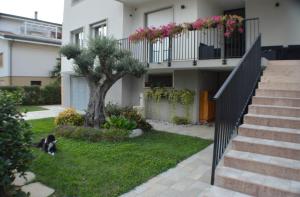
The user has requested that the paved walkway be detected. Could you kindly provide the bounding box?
[13,172,55,197]
[148,120,214,140]
[121,144,213,197]
[23,105,66,120]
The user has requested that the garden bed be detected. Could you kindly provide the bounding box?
[28,118,211,197]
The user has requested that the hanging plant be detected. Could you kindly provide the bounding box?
[129,15,244,42]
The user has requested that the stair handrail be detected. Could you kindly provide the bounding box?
[211,34,262,185]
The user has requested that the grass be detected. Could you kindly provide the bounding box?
[28,118,212,197]
[19,105,47,112]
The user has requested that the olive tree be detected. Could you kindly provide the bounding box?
[61,37,147,128]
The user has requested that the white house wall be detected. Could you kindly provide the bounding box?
[11,42,59,77]
[246,0,300,46]
[0,39,10,77]
[0,18,23,35]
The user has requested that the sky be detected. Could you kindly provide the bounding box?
[0,0,64,24]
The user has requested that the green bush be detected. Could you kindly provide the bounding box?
[41,82,61,105]
[0,83,61,105]
[105,103,153,132]
[104,115,137,131]
[0,91,33,196]
[55,108,84,126]
[172,116,190,125]
[22,86,41,105]
[55,126,130,142]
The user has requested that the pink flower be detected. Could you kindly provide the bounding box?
[192,19,204,30]
[238,27,244,33]
[224,31,231,38]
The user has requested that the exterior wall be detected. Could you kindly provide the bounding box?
[0,77,10,86]
[12,76,54,87]
[144,69,229,123]
[0,39,10,78]
[197,0,222,18]
[11,42,59,77]
[246,0,300,46]
[0,18,23,35]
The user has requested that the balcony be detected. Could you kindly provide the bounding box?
[118,18,259,69]
[20,21,62,40]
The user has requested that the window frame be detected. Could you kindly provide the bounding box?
[144,72,174,88]
[90,20,108,38]
[30,81,42,86]
[71,27,84,47]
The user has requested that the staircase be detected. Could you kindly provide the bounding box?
[202,60,300,197]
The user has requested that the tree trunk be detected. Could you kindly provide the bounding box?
[85,80,112,128]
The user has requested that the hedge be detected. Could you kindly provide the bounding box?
[0,83,61,105]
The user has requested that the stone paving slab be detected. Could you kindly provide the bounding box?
[13,171,36,186]
[21,182,55,197]
[120,144,213,197]
[147,120,214,140]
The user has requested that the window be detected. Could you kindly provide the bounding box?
[91,21,107,38]
[145,74,173,88]
[31,81,42,86]
[72,28,84,47]
[0,53,3,67]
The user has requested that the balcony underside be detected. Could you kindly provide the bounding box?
[115,0,154,6]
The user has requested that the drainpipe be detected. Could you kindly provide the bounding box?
[8,41,13,86]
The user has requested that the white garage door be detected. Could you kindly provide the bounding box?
[147,8,174,63]
[70,76,90,111]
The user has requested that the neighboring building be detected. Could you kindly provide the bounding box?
[0,12,62,87]
[62,0,300,123]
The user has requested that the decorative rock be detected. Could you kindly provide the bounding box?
[129,128,143,138]
[13,172,36,186]
[21,182,55,197]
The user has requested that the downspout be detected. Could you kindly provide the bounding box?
[8,41,13,86]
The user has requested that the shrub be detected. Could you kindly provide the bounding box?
[55,108,84,126]
[105,103,153,132]
[55,126,130,142]
[104,115,137,131]
[0,84,61,105]
[0,91,33,196]
[40,82,61,105]
[172,116,190,125]
[22,86,41,105]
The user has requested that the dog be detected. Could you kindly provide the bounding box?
[37,135,57,156]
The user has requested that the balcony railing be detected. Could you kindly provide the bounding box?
[118,18,259,66]
[20,21,62,40]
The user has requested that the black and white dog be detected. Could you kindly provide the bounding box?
[37,135,57,156]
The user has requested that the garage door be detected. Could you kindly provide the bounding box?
[147,8,174,63]
[70,76,89,111]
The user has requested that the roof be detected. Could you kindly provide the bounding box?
[0,31,61,46]
[0,12,62,27]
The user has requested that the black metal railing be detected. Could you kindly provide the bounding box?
[118,18,259,66]
[210,34,262,185]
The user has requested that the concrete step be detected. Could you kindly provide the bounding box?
[256,89,300,98]
[252,96,300,107]
[258,82,300,91]
[215,166,300,197]
[268,60,300,66]
[248,104,300,117]
[239,124,300,143]
[232,136,300,160]
[260,75,300,83]
[244,114,300,129]
[200,186,252,197]
[224,150,300,181]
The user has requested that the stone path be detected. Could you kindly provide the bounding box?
[148,119,214,140]
[23,105,66,120]
[121,144,214,197]
[13,171,55,197]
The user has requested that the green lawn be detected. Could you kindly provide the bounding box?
[19,105,47,112]
[28,118,212,197]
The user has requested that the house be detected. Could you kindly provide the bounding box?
[61,0,300,124]
[0,12,62,87]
